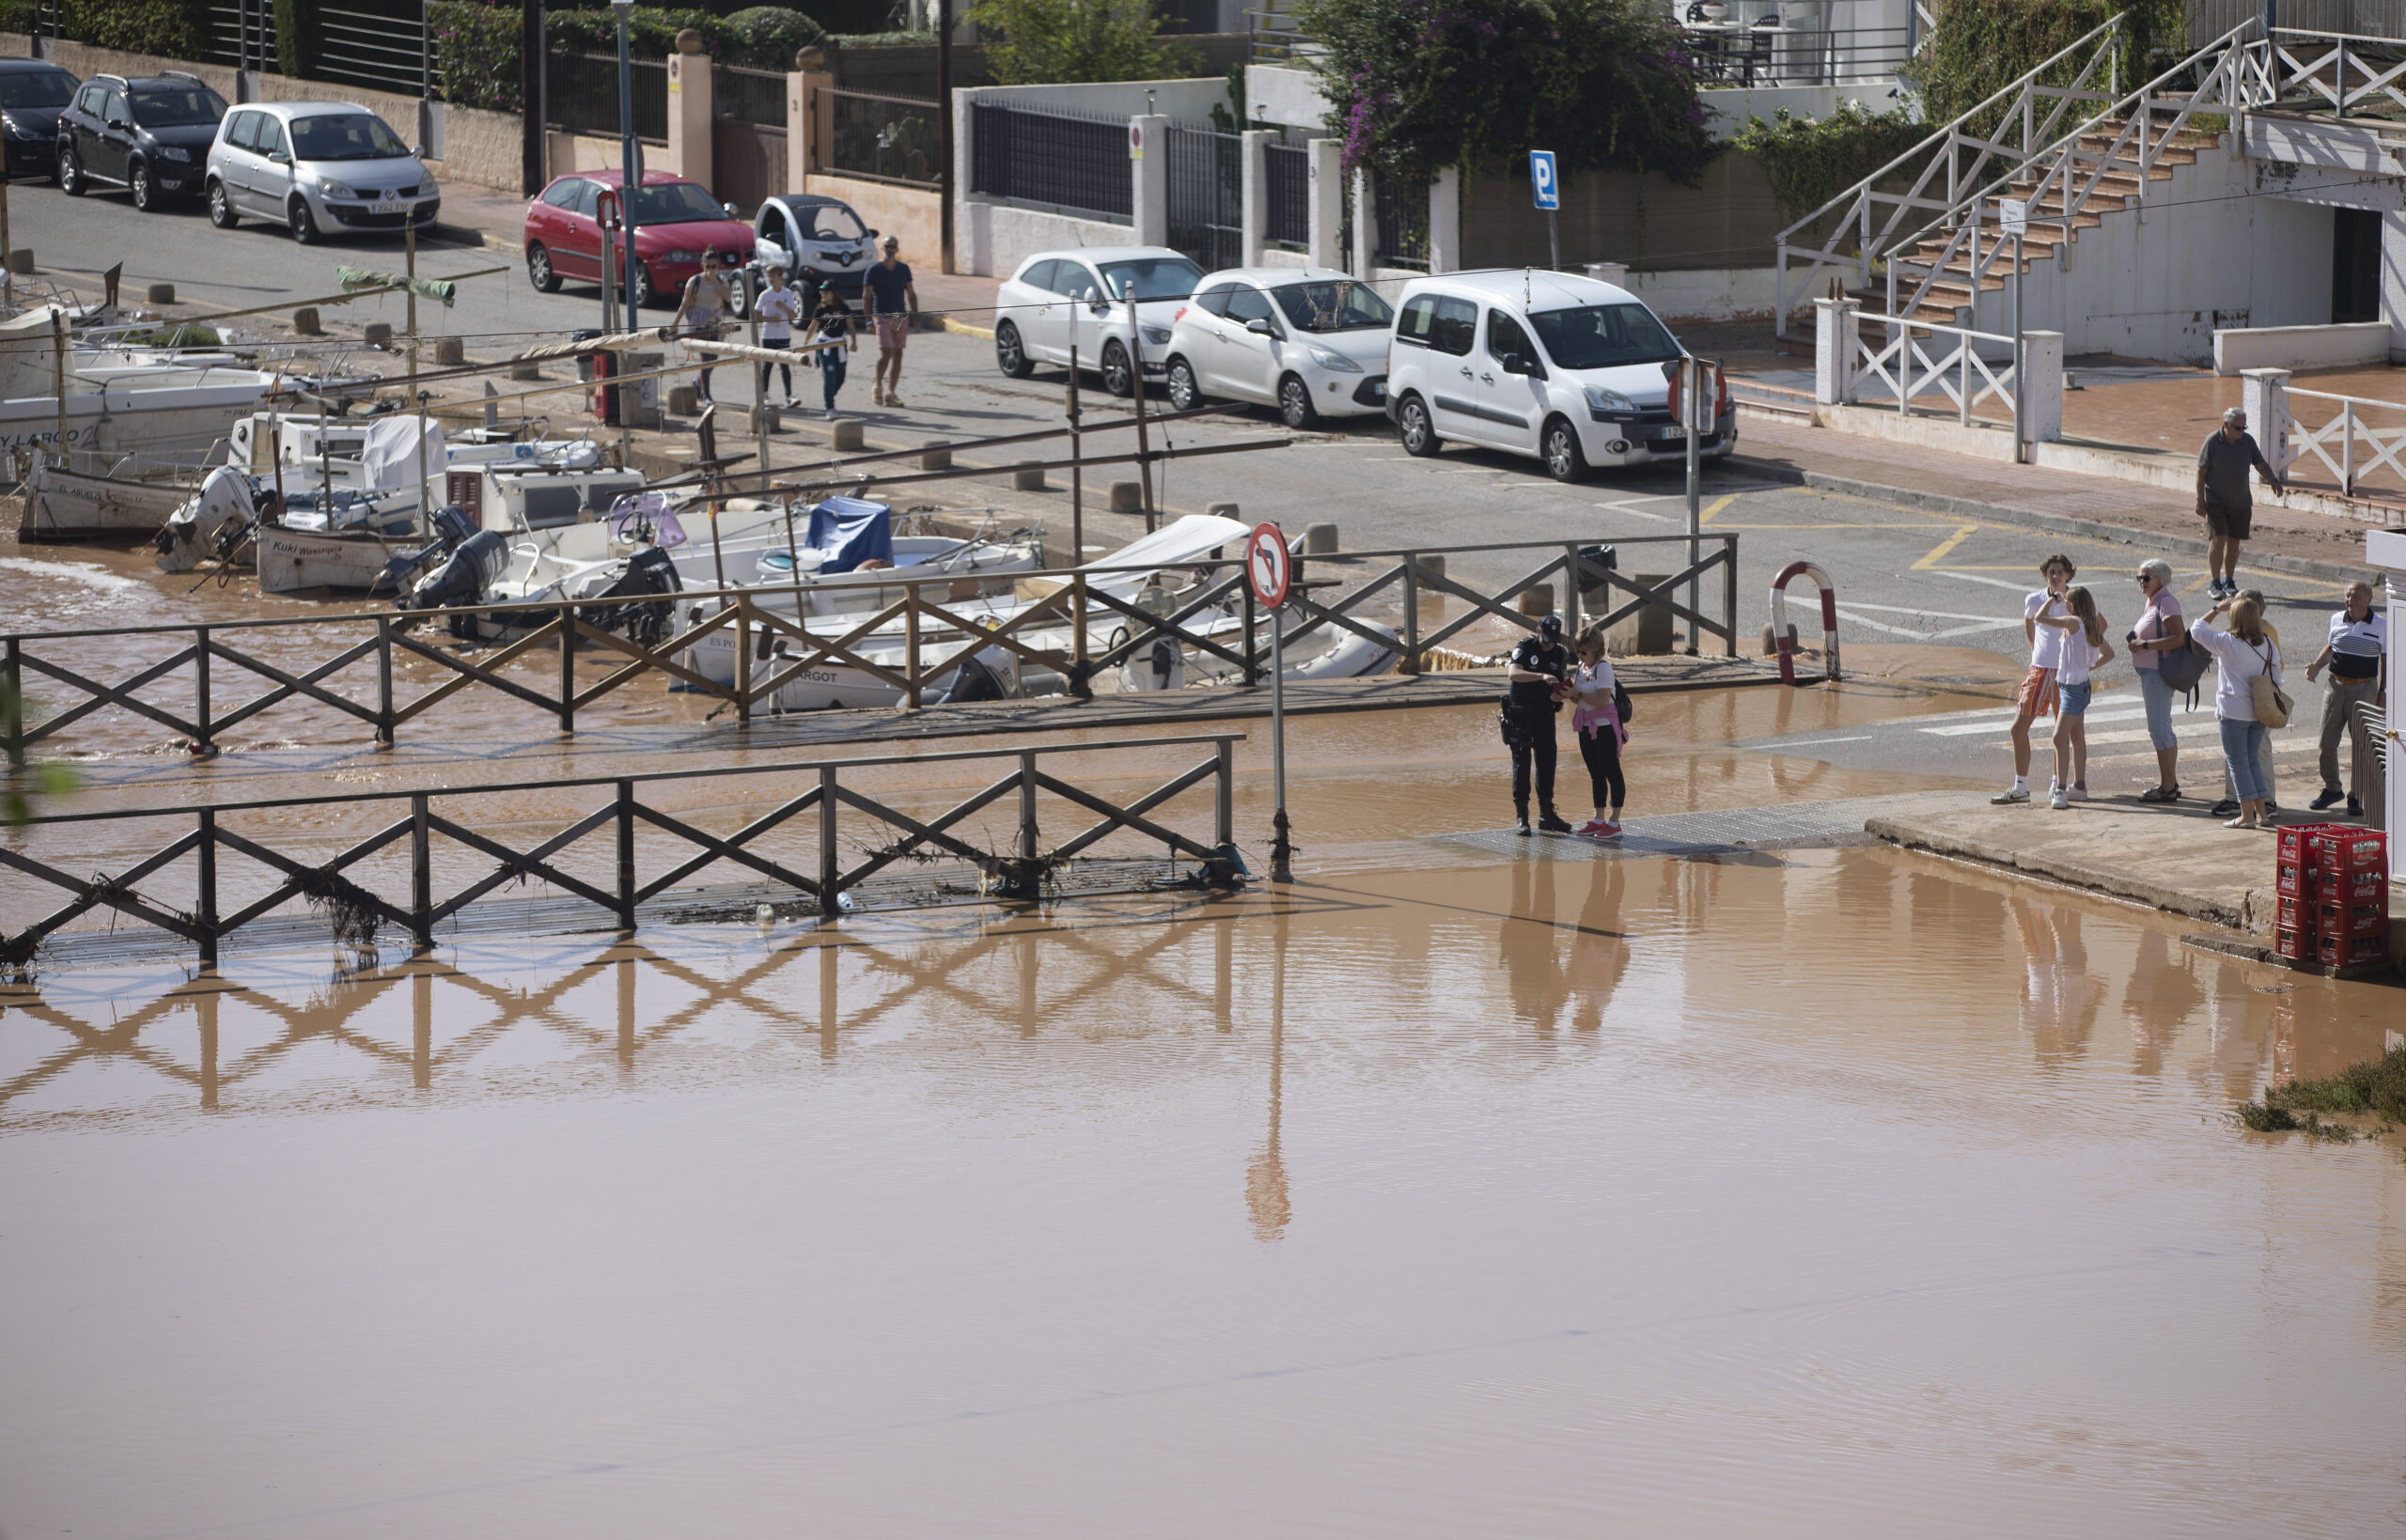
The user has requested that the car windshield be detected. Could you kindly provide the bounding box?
[804,204,866,241]
[1272,280,1393,334]
[1097,257,1204,302]
[0,70,75,109]
[1527,303,1681,370]
[289,112,409,162]
[130,86,226,128]
[630,180,727,225]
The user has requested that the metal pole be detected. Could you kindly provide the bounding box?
[1684,358,1701,655]
[1130,310,1157,533]
[617,8,641,314]
[937,0,955,274]
[51,309,67,465]
[408,218,429,535]
[2012,227,2026,466]
[1271,606,1290,882]
[1068,343,1082,570]
[1547,208,1559,272]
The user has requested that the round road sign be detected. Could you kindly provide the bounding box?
[1246,523,1291,607]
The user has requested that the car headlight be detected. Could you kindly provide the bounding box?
[664,249,703,263]
[320,179,357,199]
[1583,385,1636,413]
[156,146,192,163]
[1307,345,1362,373]
[1141,324,1172,346]
[0,115,24,141]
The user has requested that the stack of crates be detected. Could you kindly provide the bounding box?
[2273,826,2390,968]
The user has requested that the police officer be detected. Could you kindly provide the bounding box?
[1503,613,1575,834]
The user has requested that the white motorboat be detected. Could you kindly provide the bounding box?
[18,459,199,541]
[0,306,284,466]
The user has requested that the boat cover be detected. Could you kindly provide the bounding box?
[805,496,894,574]
[360,415,449,490]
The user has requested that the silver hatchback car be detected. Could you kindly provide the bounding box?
[206,101,437,244]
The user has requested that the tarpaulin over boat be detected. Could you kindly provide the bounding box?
[804,496,893,574]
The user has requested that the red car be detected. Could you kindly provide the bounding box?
[523,169,755,311]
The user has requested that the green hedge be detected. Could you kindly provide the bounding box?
[273,0,320,80]
[540,4,822,66]
[430,0,525,111]
[1730,102,1929,221]
[54,0,213,56]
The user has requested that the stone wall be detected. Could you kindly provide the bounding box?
[1462,153,1786,273]
[804,174,941,263]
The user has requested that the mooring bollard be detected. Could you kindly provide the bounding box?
[751,405,781,434]
[509,359,542,381]
[1013,460,1046,490]
[831,417,866,451]
[1518,582,1555,617]
[1305,521,1337,553]
[292,306,322,335]
[434,337,464,366]
[6,249,32,275]
[920,439,951,471]
[668,383,702,415]
[146,282,176,305]
[1109,480,1143,514]
[364,322,394,347]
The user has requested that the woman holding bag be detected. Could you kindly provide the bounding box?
[2189,594,2289,831]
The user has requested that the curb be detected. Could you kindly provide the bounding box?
[935,316,995,339]
[1722,455,2378,587]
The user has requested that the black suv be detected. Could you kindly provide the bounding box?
[0,59,78,181]
[58,71,228,210]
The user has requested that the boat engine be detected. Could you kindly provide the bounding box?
[398,528,510,638]
[372,505,479,595]
[586,545,684,647]
[153,465,255,574]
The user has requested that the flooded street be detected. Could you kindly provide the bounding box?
[7,731,2405,1534]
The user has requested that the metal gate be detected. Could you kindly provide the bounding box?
[315,0,430,95]
[711,118,785,214]
[1265,142,1308,249]
[1372,168,1429,272]
[1166,126,1242,272]
[969,103,1130,221]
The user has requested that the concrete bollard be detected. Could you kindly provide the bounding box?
[1518,583,1555,617]
[920,439,952,471]
[750,405,782,433]
[509,360,543,381]
[146,282,176,305]
[6,249,31,274]
[1013,460,1047,490]
[1109,480,1143,514]
[434,337,464,366]
[668,384,701,415]
[364,322,395,347]
[1206,501,1240,521]
[1608,575,1675,655]
[292,307,322,335]
[1304,521,1337,553]
[831,417,866,451]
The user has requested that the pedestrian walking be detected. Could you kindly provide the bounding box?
[2304,580,2387,819]
[2195,407,2284,599]
[809,288,855,419]
[1565,628,1628,837]
[2126,558,2188,802]
[670,246,740,405]
[754,266,801,405]
[863,235,917,408]
[1992,553,2077,803]
[1502,613,1574,835]
[2190,593,2287,830]
[2031,586,2117,808]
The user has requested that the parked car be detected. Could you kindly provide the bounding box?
[0,59,79,182]
[992,247,1206,397]
[523,170,757,312]
[57,71,227,210]
[747,192,877,303]
[1383,270,1735,481]
[1162,266,1394,428]
[206,101,438,243]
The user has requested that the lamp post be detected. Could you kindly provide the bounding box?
[613,0,641,313]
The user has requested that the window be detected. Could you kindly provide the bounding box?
[1095,257,1204,302]
[1272,280,1392,334]
[1402,294,1478,355]
[623,179,726,225]
[541,179,582,209]
[0,69,75,110]
[570,179,602,219]
[1224,285,1275,328]
[1526,303,1680,370]
[257,117,289,159]
[74,85,104,117]
[288,111,406,163]
[1191,282,1237,318]
[129,85,225,129]
[1017,258,1059,293]
[1487,310,1536,365]
[805,203,866,241]
[225,110,261,152]
[1057,263,1101,302]
[100,89,127,127]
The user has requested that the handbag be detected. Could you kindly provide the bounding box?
[2247,642,2291,728]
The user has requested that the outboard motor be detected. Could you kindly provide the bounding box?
[398,528,509,639]
[373,505,480,596]
[153,465,255,573]
[586,544,684,647]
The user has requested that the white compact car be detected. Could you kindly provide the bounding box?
[992,246,1205,397]
[1383,270,1734,480]
[205,101,435,244]
[1161,267,1393,428]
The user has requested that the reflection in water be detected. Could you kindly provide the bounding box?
[2123,928,2203,1078]
[1246,908,1290,1243]
[2013,897,2105,1067]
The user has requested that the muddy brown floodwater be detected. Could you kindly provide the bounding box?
[4,646,2404,1537]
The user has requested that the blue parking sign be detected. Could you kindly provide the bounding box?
[1529,149,1559,210]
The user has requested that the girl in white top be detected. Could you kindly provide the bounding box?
[2188,594,2283,829]
[754,266,802,404]
[2030,586,2115,808]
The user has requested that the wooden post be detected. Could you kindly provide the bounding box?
[904,585,922,709]
[1562,542,1580,642]
[818,765,839,918]
[1018,750,1039,874]
[1071,573,1091,697]
[1068,345,1083,567]
[1723,535,1740,657]
[1213,738,1233,853]
[51,309,67,464]
[410,793,433,950]
[375,615,395,745]
[193,626,212,754]
[1402,553,1420,674]
[557,599,575,733]
[1129,317,1157,533]
[1242,580,1258,685]
[196,808,219,969]
[734,596,754,723]
[3,637,21,769]
[616,778,637,930]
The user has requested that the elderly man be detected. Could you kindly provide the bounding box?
[2195,406,2284,599]
[2304,581,2387,819]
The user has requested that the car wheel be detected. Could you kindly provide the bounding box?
[288,196,320,245]
[1277,373,1320,430]
[1100,340,1135,398]
[1398,394,1441,457]
[130,159,157,212]
[1164,355,1202,412]
[995,319,1033,379]
[726,271,752,321]
[629,262,655,310]
[208,179,237,228]
[1541,416,1590,482]
[526,242,560,292]
[57,147,85,196]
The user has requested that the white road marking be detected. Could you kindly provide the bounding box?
[1930,571,2044,594]
[1831,600,2026,622]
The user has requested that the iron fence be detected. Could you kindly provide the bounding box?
[546,51,669,145]
[969,101,1131,221]
[716,64,787,128]
[1166,125,1243,272]
[826,88,941,189]
[1372,167,1428,271]
[204,0,281,71]
[1265,141,1309,247]
[315,0,430,96]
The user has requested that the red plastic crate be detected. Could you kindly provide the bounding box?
[2277,862,2308,896]
[2315,867,2389,904]
[2317,931,2388,968]
[2317,898,2388,937]
[2274,925,2317,960]
[2277,823,2354,867]
[2306,829,2389,875]
[2277,893,2317,932]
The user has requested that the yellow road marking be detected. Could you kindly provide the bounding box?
[1698,493,1739,524]
[1913,522,1980,568]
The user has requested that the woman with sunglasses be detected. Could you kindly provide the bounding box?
[2126,559,2186,802]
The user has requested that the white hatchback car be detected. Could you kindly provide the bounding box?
[1161,267,1393,428]
[1383,270,1734,480]
[206,101,435,244]
[992,246,1205,397]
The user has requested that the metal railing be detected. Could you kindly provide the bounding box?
[205,0,281,72]
[2273,384,2406,499]
[1167,125,1243,272]
[2254,25,2406,116]
[825,88,941,190]
[315,1,430,96]
[0,736,1247,970]
[1246,0,1318,66]
[1685,22,1914,88]
[968,101,1132,222]
[1265,142,1309,247]
[1372,167,1428,272]
[546,52,669,146]
[0,535,1742,762]
[715,64,789,129]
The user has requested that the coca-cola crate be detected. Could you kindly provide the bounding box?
[2274,925,2316,961]
[2306,829,2389,875]
[2277,893,2317,932]
[2316,931,2388,968]
[2277,862,2308,896]
[2277,823,2353,867]
[2314,866,2389,905]
[2317,898,2389,938]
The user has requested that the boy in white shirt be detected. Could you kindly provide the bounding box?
[753,266,801,406]
[1993,553,2077,803]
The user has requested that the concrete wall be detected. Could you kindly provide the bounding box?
[805,173,942,262]
[957,78,1225,123]
[956,199,1131,278]
[1462,152,1785,272]
[1618,266,1781,323]
[2212,321,2391,376]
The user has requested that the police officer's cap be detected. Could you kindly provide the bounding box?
[1538,614,1562,641]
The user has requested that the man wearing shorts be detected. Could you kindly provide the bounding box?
[2195,407,2283,599]
[1993,553,2077,804]
[864,236,917,408]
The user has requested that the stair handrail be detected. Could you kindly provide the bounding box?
[1772,11,2125,338]
[1880,19,2259,332]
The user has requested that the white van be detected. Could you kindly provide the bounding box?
[1383,270,1734,481]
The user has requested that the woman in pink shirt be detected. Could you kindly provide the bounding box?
[2126,558,2186,802]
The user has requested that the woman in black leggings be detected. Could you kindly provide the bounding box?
[1566,629,1627,837]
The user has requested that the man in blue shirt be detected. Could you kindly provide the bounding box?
[863,236,918,408]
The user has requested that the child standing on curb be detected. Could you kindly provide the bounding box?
[2033,586,2116,809]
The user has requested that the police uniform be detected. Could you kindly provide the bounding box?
[1503,620,1573,832]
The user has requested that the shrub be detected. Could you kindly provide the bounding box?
[273,0,320,79]
[969,0,1184,86]
[1906,0,2182,136]
[721,4,823,65]
[57,0,212,56]
[539,4,817,67]
[1731,102,1929,221]
[429,0,525,111]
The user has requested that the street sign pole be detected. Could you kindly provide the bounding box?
[2001,196,2028,465]
[1530,149,1560,271]
[1684,358,1702,654]
[1247,523,1294,883]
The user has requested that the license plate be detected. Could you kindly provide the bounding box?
[372,199,409,215]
